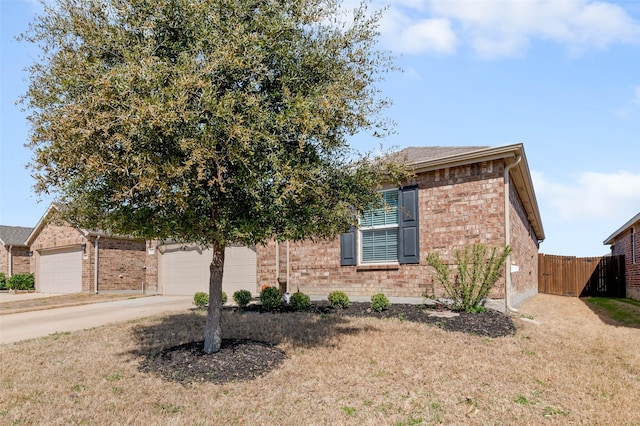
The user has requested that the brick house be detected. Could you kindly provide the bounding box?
[604,212,640,300]
[26,204,158,294]
[0,225,33,277]
[257,143,545,311]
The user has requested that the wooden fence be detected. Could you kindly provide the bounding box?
[538,254,626,297]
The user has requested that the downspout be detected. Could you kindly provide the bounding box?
[275,240,279,287]
[504,154,522,313]
[94,235,100,294]
[286,240,290,294]
[8,245,12,277]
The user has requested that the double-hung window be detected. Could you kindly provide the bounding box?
[340,185,420,266]
[360,190,399,263]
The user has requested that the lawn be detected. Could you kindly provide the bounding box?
[1,294,639,425]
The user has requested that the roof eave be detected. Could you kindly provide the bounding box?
[603,212,640,245]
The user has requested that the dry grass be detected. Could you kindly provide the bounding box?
[1,294,639,425]
[0,293,149,315]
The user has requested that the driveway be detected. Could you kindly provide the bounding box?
[0,295,193,344]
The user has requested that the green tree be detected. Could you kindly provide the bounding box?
[21,0,403,353]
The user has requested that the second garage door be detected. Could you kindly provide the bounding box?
[159,244,257,296]
[38,246,83,293]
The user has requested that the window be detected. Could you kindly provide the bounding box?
[360,190,399,263]
[340,185,420,266]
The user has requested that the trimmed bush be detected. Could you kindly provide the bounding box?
[7,274,35,291]
[328,291,349,309]
[233,289,252,308]
[193,291,209,308]
[371,293,390,312]
[0,272,6,290]
[222,291,228,305]
[260,286,282,311]
[290,292,311,311]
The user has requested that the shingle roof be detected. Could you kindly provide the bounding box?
[394,146,490,165]
[603,211,640,245]
[0,225,33,247]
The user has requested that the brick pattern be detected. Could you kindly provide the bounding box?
[610,221,640,300]
[508,182,539,303]
[30,222,150,293]
[257,160,540,302]
[0,246,31,276]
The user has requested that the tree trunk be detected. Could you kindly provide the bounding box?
[203,240,225,354]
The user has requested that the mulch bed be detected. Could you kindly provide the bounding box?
[140,302,516,384]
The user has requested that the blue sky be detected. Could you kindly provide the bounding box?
[1,0,639,256]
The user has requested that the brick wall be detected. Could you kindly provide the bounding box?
[92,237,147,292]
[257,160,537,301]
[11,247,31,275]
[0,245,8,276]
[611,221,640,300]
[144,240,159,294]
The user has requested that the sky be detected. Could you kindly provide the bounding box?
[1,0,639,257]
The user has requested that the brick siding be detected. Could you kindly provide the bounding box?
[610,221,640,300]
[257,159,540,304]
[0,245,30,276]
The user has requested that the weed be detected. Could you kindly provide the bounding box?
[520,314,534,320]
[522,349,536,356]
[398,415,423,425]
[71,384,85,393]
[103,373,121,382]
[514,395,531,405]
[0,410,7,416]
[542,406,570,418]
[341,406,356,415]
[49,331,71,340]
[156,403,185,414]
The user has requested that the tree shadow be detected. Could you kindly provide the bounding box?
[580,298,640,330]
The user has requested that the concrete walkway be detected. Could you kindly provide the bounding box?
[0,295,193,345]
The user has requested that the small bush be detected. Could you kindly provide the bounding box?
[260,286,282,311]
[328,291,349,309]
[222,291,228,305]
[233,289,252,308]
[0,272,6,290]
[7,274,35,291]
[371,293,390,312]
[290,292,311,311]
[193,291,209,308]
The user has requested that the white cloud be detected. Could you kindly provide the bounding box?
[634,86,640,104]
[374,0,640,58]
[532,170,640,221]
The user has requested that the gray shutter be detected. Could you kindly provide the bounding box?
[398,185,420,264]
[340,227,357,266]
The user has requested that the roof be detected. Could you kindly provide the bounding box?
[0,225,34,247]
[394,143,545,241]
[603,211,640,245]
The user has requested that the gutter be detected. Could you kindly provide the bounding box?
[504,154,522,313]
[94,235,100,293]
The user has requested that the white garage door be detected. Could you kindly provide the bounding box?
[160,244,257,296]
[39,247,83,293]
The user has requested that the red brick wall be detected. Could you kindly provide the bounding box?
[0,245,8,276]
[11,247,31,275]
[92,237,147,292]
[611,220,640,300]
[256,160,536,301]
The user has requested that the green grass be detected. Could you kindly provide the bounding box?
[585,297,640,326]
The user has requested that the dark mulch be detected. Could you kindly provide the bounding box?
[140,302,516,384]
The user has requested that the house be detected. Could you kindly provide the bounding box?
[604,212,640,300]
[0,225,33,277]
[257,143,545,311]
[26,204,157,294]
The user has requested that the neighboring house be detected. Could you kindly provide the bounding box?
[26,204,158,294]
[604,212,640,301]
[257,143,545,310]
[156,243,258,296]
[0,225,33,277]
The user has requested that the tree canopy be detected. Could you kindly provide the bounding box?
[21,0,403,353]
[23,0,401,246]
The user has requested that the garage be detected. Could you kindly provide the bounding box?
[159,244,257,296]
[38,246,83,293]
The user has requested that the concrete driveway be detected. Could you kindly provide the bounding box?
[0,295,193,344]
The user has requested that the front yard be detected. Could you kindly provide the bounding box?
[1,294,638,425]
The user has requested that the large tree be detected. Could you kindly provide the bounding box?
[21,0,403,353]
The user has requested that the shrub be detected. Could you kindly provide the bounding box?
[222,291,228,305]
[0,272,6,290]
[426,244,511,313]
[290,292,311,311]
[193,291,209,308]
[7,274,35,291]
[371,293,390,312]
[260,286,282,311]
[233,289,252,308]
[328,291,349,309]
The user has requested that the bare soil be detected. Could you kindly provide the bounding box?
[141,303,515,384]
